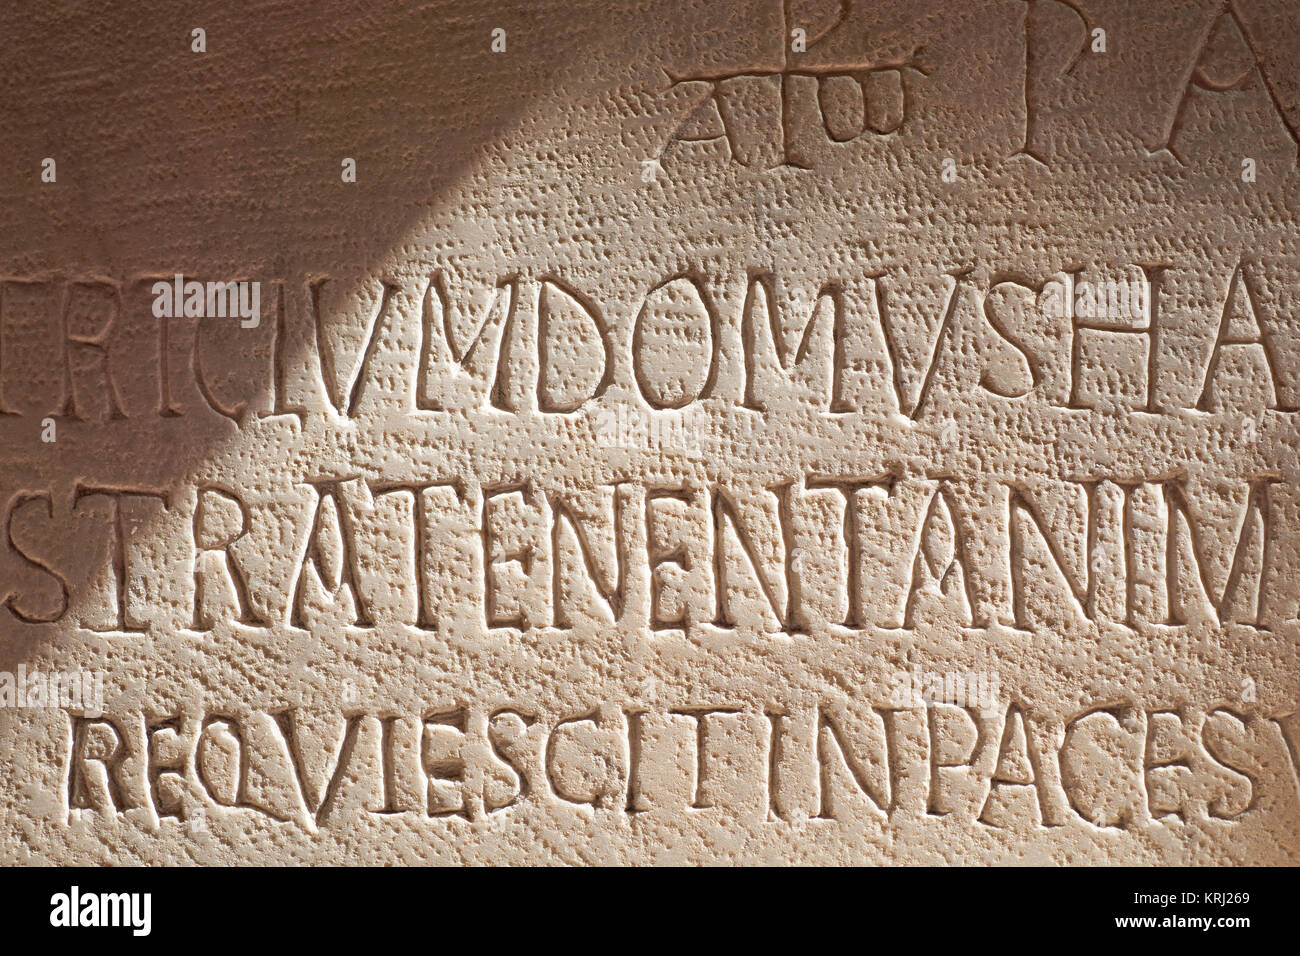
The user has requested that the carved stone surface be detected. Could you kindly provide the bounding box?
[0,0,1298,864]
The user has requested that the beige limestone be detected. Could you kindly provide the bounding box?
[1,0,1299,865]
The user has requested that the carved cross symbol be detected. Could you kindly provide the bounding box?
[659,0,927,169]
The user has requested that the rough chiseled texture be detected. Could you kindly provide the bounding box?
[1,0,1298,864]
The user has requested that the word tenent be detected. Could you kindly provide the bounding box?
[5,472,1286,634]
